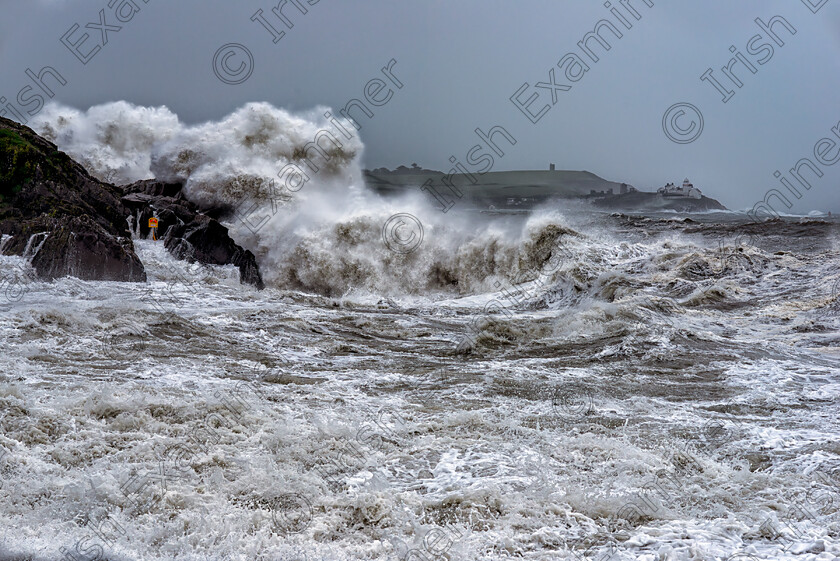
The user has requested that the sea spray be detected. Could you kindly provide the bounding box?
[31,102,587,298]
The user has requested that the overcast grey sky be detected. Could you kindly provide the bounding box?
[2,0,840,213]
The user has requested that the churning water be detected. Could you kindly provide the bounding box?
[0,103,839,561]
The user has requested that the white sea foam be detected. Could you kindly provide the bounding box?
[32,102,580,297]
[4,103,839,561]
[1,219,839,560]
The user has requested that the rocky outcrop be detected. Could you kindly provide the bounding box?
[120,180,264,289]
[0,117,146,281]
[165,216,264,288]
[19,215,144,281]
[0,117,264,288]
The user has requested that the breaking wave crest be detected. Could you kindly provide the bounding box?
[28,102,801,310]
[29,102,592,297]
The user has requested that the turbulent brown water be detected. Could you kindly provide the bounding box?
[2,210,839,561]
[1,102,839,560]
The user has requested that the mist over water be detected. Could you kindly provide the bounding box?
[2,102,840,560]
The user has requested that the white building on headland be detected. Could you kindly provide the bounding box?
[658,178,702,199]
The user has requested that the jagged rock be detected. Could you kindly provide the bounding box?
[26,215,145,281]
[121,180,264,289]
[165,216,264,289]
[0,118,264,289]
[0,117,146,282]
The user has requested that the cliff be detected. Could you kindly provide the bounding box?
[0,117,263,287]
[0,117,146,281]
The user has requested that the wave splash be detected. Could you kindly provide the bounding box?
[31,102,778,306]
[30,102,592,297]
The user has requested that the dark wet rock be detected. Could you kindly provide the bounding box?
[165,215,264,289]
[121,180,264,289]
[0,117,146,281]
[26,215,144,281]
[0,117,263,288]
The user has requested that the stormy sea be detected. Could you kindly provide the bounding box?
[1,103,839,561]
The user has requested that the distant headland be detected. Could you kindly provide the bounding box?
[364,164,727,212]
